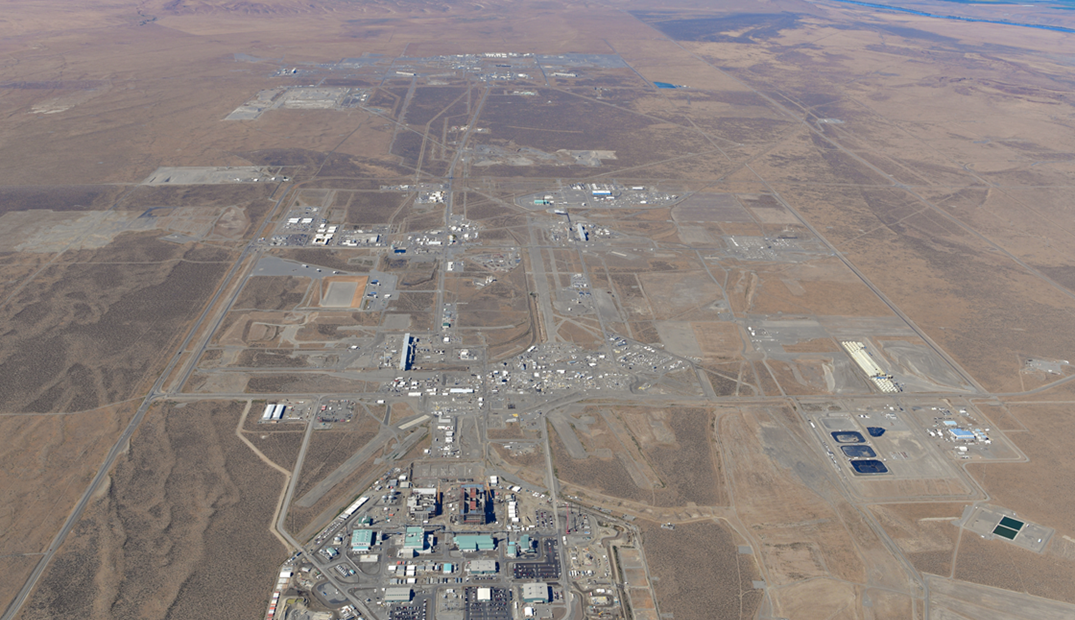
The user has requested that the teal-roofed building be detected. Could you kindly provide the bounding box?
[404,526,427,551]
[351,529,376,553]
[454,534,495,552]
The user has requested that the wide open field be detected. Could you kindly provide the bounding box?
[967,402,1075,538]
[551,406,726,508]
[640,520,761,620]
[0,232,232,412]
[0,403,137,610]
[18,400,288,620]
[233,275,312,311]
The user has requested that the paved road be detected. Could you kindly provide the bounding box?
[541,407,577,620]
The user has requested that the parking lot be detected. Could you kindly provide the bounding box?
[464,587,511,620]
[390,599,428,620]
[512,539,560,580]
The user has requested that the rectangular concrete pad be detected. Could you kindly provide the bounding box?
[323,281,359,307]
[141,166,266,185]
[672,193,753,222]
[319,276,369,308]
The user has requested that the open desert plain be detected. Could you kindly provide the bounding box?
[5,0,1075,619]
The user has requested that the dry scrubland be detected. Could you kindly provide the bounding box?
[0,233,232,412]
[966,402,1075,542]
[951,532,1075,604]
[0,403,137,608]
[289,433,429,541]
[640,521,761,620]
[18,401,287,620]
[292,415,381,501]
[550,407,723,505]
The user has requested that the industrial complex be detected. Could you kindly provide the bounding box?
[10,6,1075,620]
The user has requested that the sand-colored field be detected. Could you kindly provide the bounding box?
[18,401,288,620]
[317,275,369,308]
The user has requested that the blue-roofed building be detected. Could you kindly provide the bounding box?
[949,428,975,441]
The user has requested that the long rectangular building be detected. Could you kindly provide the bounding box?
[399,333,412,371]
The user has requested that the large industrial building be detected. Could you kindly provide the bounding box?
[351,529,375,553]
[461,484,489,525]
[399,333,413,371]
[260,403,287,421]
[403,526,428,553]
[949,428,976,441]
[408,486,440,520]
[467,559,498,575]
[454,534,495,552]
[521,582,549,603]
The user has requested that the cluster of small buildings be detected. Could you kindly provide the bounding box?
[611,337,687,374]
[415,190,445,204]
[488,342,643,396]
[383,374,483,400]
[271,204,390,248]
[395,220,478,256]
[337,231,382,247]
[430,415,459,458]
[924,406,993,455]
[312,223,339,245]
[468,250,520,272]
[262,566,294,620]
[263,459,579,620]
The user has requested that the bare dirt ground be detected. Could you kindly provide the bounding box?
[870,502,965,577]
[719,404,917,617]
[966,402,1075,539]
